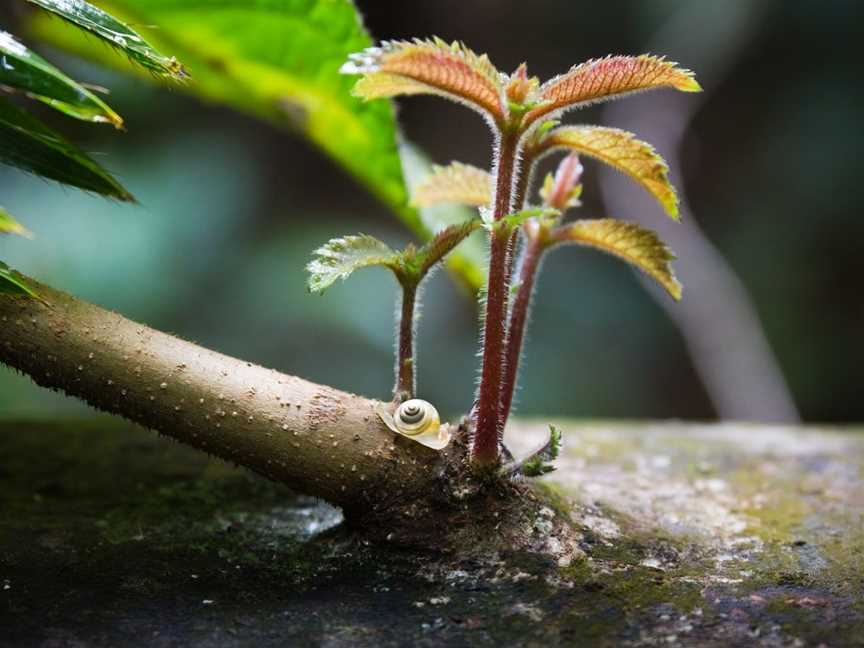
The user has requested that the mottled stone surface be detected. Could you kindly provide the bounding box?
[1,419,862,646]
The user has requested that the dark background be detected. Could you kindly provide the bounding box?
[0,0,861,424]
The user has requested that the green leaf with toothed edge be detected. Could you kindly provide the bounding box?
[0,262,39,298]
[551,218,682,300]
[25,0,186,79]
[0,30,123,127]
[308,218,480,294]
[306,235,400,295]
[510,425,562,478]
[531,126,680,219]
[29,2,488,293]
[412,218,481,277]
[0,98,133,200]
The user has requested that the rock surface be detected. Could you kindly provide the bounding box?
[1,419,862,646]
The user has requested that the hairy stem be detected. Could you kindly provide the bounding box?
[394,283,417,401]
[499,235,544,428]
[503,151,535,285]
[472,130,520,467]
[0,278,440,517]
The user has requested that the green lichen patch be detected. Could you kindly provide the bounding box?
[509,420,864,645]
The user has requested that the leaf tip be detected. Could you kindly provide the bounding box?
[679,76,702,93]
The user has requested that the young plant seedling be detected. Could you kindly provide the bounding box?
[310,38,699,474]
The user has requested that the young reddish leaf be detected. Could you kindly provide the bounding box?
[306,234,400,294]
[342,38,506,124]
[551,219,681,300]
[538,153,583,211]
[523,55,700,127]
[411,161,492,208]
[533,126,679,218]
[505,62,540,105]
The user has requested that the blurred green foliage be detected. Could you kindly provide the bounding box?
[28,0,487,288]
[0,0,861,423]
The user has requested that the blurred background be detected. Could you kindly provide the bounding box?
[0,0,861,424]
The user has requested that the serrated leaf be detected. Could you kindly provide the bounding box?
[343,38,506,124]
[306,234,400,294]
[0,30,122,127]
[0,97,133,200]
[509,425,562,478]
[0,208,32,238]
[534,126,679,218]
[411,161,492,208]
[26,0,185,79]
[504,62,540,106]
[400,143,487,291]
[0,261,38,298]
[524,55,700,127]
[414,218,481,276]
[551,219,681,300]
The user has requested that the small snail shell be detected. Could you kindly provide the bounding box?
[377,399,452,450]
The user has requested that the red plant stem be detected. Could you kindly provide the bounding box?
[472,130,520,467]
[503,153,534,284]
[394,283,417,402]
[499,234,544,428]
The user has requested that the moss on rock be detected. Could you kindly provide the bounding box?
[1,419,862,646]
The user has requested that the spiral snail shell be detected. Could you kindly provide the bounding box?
[377,399,452,450]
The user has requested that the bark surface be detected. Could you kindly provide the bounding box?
[0,281,441,514]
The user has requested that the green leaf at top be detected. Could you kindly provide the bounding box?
[0,208,32,237]
[0,30,122,127]
[309,218,480,295]
[26,0,186,79]
[29,0,487,292]
[0,262,39,298]
[306,234,399,295]
[0,97,133,200]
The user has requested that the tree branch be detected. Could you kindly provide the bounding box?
[0,277,441,516]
